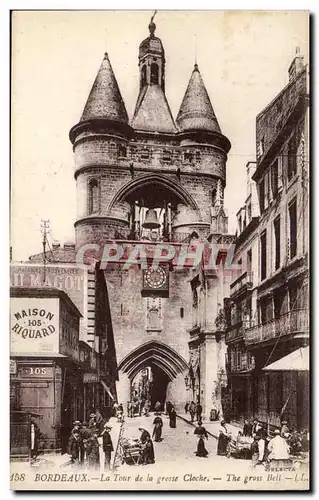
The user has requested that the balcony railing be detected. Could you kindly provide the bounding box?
[226,319,255,343]
[230,271,254,297]
[244,309,309,345]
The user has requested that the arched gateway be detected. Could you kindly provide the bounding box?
[118,341,188,411]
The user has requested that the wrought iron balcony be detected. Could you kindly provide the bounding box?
[244,309,309,345]
[230,271,254,298]
[226,318,254,343]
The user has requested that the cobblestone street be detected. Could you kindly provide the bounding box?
[116,413,252,481]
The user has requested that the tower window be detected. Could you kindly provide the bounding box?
[118,144,127,158]
[184,151,194,163]
[88,179,99,215]
[141,65,147,87]
[150,63,159,84]
[180,307,184,318]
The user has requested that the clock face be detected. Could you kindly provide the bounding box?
[144,267,167,289]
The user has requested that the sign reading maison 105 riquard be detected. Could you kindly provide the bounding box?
[10,297,59,355]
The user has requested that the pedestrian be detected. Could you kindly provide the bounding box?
[79,422,92,466]
[280,420,290,438]
[88,413,96,429]
[86,432,100,470]
[138,427,151,444]
[185,402,189,414]
[189,401,196,422]
[251,435,260,469]
[169,406,177,428]
[139,431,155,465]
[194,420,209,457]
[267,429,290,467]
[217,419,230,456]
[152,415,163,442]
[100,424,113,471]
[252,419,262,437]
[127,401,131,418]
[67,429,81,466]
[144,400,150,417]
[243,419,253,437]
[95,408,104,431]
[166,401,173,415]
[154,401,161,414]
[196,402,203,422]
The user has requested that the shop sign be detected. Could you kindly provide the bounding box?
[10,263,86,315]
[10,359,17,375]
[83,372,99,383]
[18,365,54,377]
[10,297,59,355]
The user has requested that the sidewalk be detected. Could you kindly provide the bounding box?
[177,413,241,439]
[13,417,123,470]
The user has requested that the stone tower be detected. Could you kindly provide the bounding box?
[69,17,232,416]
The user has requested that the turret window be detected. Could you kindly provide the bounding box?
[184,151,194,164]
[150,63,159,85]
[141,65,147,87]
[118,144,127,158]
[88,179,99,215]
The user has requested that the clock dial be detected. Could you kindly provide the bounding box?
[144,267,167,289]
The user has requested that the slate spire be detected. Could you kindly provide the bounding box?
[176,64,221,133]
[80,53,128,124]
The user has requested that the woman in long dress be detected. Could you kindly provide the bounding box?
[217,419,230,456]
[169,407,177,428]
[194,421,208,457]
[138,428,155,465]
[152,415,163,442]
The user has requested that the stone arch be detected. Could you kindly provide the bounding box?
[108,173,200,214]
[118,340,188,381]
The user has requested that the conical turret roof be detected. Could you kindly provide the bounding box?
[80,53,128,123]
[176,64,221,133]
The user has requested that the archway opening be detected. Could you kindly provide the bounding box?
[118,341,189,413]
[130,364,170,412]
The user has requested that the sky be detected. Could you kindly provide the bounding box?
[11,10,309,261]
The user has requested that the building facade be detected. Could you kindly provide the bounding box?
[69,18,234,416]
[225,50,309,429]
[10,287,83,455]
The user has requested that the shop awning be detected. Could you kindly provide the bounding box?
[263,346,309,371]
[101,380,114,400]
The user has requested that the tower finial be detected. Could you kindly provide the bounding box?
[194,34,197,66]
[149,10,157,37]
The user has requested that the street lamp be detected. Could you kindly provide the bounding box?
[184,374,189,388]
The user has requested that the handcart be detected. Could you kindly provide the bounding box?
[227,433,253,459]
[120,438,143,465]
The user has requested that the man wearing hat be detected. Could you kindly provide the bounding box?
[89,413,96,429]
[100,423,114,470]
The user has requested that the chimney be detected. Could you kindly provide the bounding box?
[288,46,304,82]
[52,241,60,250]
